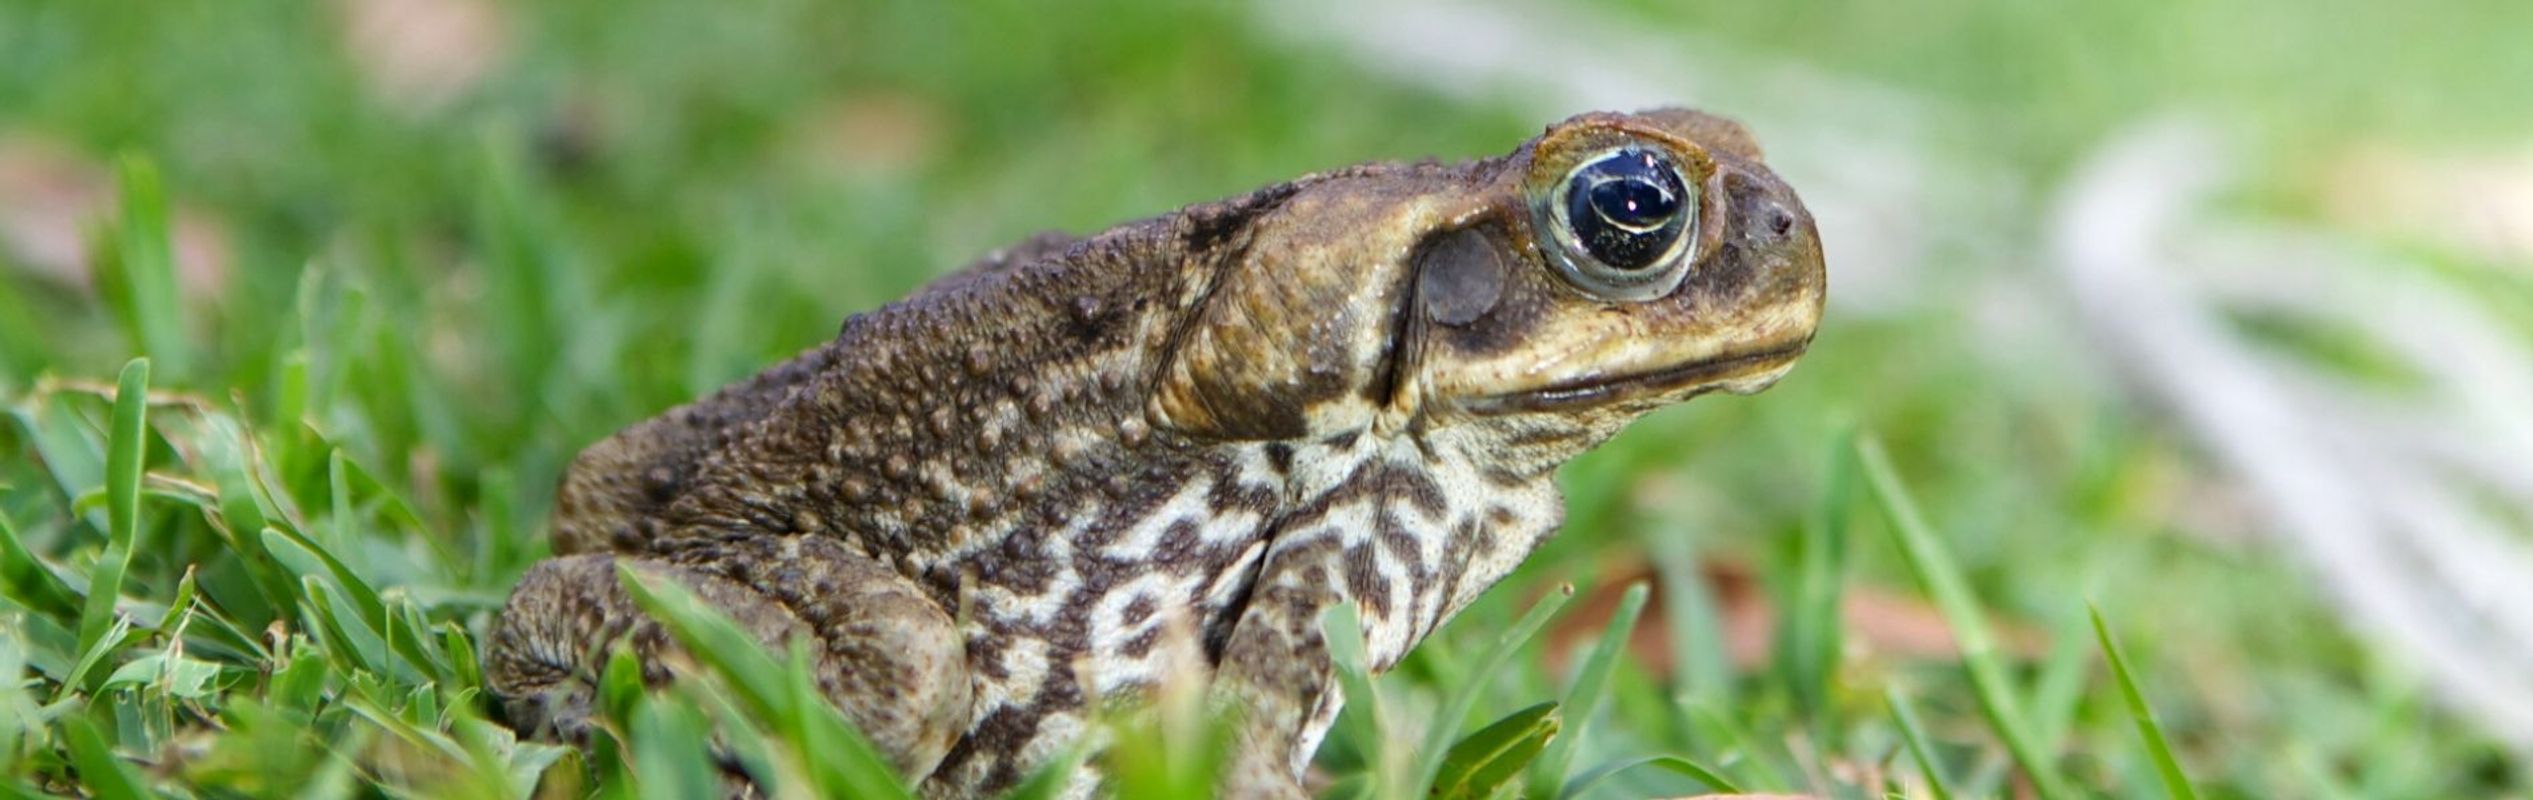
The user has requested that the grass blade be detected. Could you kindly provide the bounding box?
[629,690,721,800]
[2027,606,2095,754]
[11,394,108,531]
[783,645,913,800]
[76,359,149,657]
[1886,686,1957,800]
[2090,604,2200,800]
[1527,582,1648,798]
[1321,603,1400,796]
[1002,740,1097,800]
[1559,753,1741,798]
[1649,533,1734,710]
[61,714,150,800]
[1856,435,2072,800]
[111,158,189,380]
[53,615,135,703]
[613,565,786,718]
[1430,701,1558,800]
[616,564,915,800]
[0,509,82,618]
[1413,585,1572,794]
[1672,697,1787,789]
[259,526,388,636]
[1782,424,1859,733]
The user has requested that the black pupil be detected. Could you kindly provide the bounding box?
[1563,149,1687,272]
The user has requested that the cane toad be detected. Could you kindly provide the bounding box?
[487,108,1826,797]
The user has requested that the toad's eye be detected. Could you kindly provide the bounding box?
[1539,146,1698,301]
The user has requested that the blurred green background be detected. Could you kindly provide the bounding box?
[3,0,2529,796]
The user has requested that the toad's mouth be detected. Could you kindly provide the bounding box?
[1457,340,1812,415]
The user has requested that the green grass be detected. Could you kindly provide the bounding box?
[2091,604,2200,800]
[1860,435,2072,799]
[4,0,2529,797]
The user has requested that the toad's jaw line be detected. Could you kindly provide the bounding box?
[1456,340,1811,416]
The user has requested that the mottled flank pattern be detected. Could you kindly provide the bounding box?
[487,108,1825,798]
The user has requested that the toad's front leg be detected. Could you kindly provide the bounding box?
[1209,460,1565,798]
[1211,534,1358,800]
[1210,523,1460,799]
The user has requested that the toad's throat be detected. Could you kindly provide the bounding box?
[1460,341,1811,415]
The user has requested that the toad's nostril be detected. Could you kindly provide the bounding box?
[1763,203,1796,238]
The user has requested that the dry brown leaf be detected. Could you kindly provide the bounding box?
[783,91,949,181]
[336,0,509,114]
[1547,557,2048,678]
[0,137,106,286]
[0,136,231,297]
